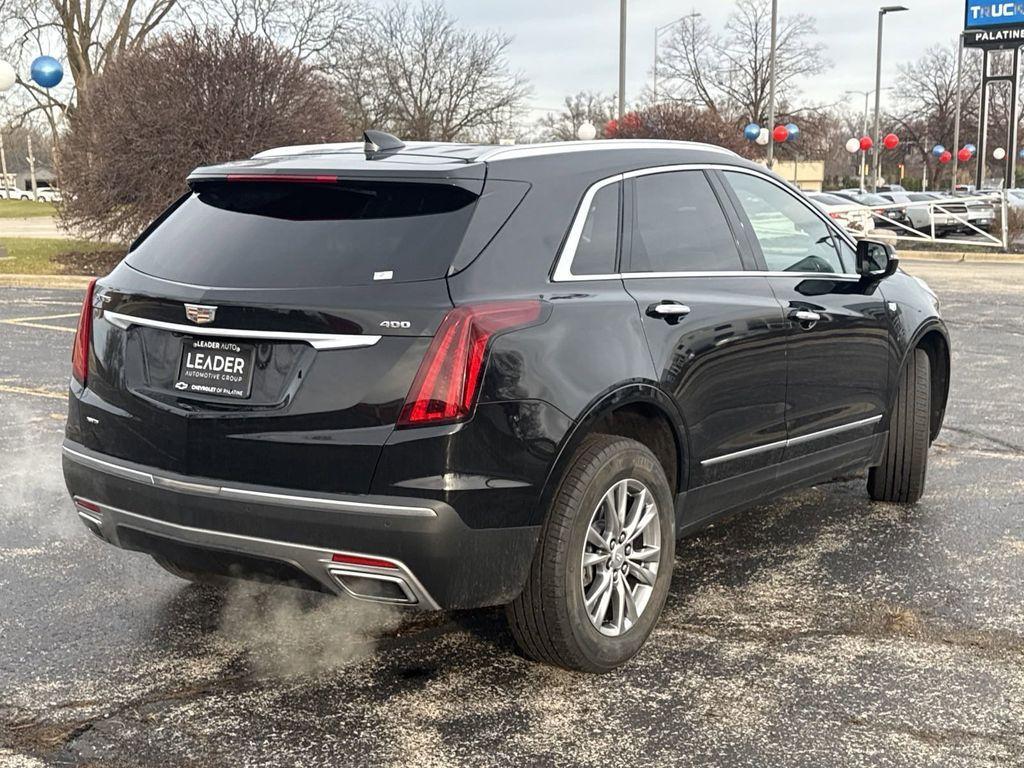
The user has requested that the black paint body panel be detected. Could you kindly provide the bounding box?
[65,141,949,609]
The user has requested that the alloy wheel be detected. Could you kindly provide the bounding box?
[580,478,662,636]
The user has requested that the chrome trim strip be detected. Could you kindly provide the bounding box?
[700,415,883,467]
[62,445,438,518]
[785,415,883,448]
[552,163,861,282]
[103,310,382,351]
[73,496,440,610]
[63,446,157,484]
[699,437,789,467]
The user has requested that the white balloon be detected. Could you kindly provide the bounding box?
[756,128,770,146]
[0,60,15,92]
[993,147,1007,160]
[845,137,861,154]
[576,122,597,141]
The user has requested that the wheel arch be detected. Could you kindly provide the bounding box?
[533,383,689,527]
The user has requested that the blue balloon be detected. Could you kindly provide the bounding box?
[743,123,761,141]
[785,123,800,142]
[1018,148,1024,160]
[932,144,946,157]
[30,56,63,88]
[965,143,977,154]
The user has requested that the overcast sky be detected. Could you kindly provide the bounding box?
[446,1,965,119]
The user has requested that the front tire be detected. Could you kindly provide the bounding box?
[506,434,675,672]
[868,348,931,503]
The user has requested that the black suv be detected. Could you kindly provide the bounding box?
[63,134,950,672]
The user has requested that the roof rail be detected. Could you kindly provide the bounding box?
[477,139,740,162]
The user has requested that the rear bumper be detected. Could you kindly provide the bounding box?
[62,440,539,610]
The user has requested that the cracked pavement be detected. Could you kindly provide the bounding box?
[0,261,1022,767]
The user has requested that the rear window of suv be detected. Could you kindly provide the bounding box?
[126,179,480,288]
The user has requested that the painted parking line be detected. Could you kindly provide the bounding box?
[0,383,66,400]
[0,313,79,333]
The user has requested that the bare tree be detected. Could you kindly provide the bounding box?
[890,42,984,187]
[362,1,530,141]
[196,0,362,66]
[59,30,349,241]
[605,103,753,156]
[536,91,617,142]
[659,0,829,122]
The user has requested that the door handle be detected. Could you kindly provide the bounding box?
[789,308,821,328]
[647,302,692,322]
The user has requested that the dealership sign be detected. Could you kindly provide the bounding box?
[965,1,1024,46]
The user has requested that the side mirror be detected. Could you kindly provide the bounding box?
[856,239,899,279]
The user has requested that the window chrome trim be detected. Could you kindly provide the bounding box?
[62,445,438,518]
[103,310,382,351]
[552,163,861,282]
[700,415,883,467]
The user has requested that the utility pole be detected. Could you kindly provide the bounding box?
[618,0,627,118]
[766,0,779,168]
[951,31,965,192]
[27,134,37,202]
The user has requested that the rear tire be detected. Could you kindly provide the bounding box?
[506,434,675,673]
[868,348,931,503]
[151,555,226,586]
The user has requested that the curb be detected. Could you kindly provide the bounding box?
[898,249,1024,264]
[0,273,95,288]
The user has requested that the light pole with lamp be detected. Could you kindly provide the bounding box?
[618,0,628,118]
[766,0,779,168]
[653,11,702,103]
[871,5,909,192]
[845,89,874,191]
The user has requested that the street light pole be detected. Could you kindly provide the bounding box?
[951,31,965,192]
[653,12,702,103]
[872,5,909,192]
[618,0,627,118]
[766,0,778,168]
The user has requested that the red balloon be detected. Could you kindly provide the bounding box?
[883,133,900,150]
[773,125,790,142]
[957,147,973,163]
[604,119,618,138]
[939,150,953,164]
[859,136,873,151]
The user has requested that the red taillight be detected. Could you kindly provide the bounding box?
[71,278,97,386]
[331,553,398,569]
[398,301,543,428]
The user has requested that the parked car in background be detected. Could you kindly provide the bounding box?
[805,192,875,238]
[62,134,950,672]
[878,192,956,235]
[830,190,911,230]
[0,187,31,201]
[949,192,996,232]
[35,187,62,203]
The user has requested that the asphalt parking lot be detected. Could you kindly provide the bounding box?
[1,262,1022,767]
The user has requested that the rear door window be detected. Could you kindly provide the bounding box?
[126,179,480,288]
[629,171,744,273]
